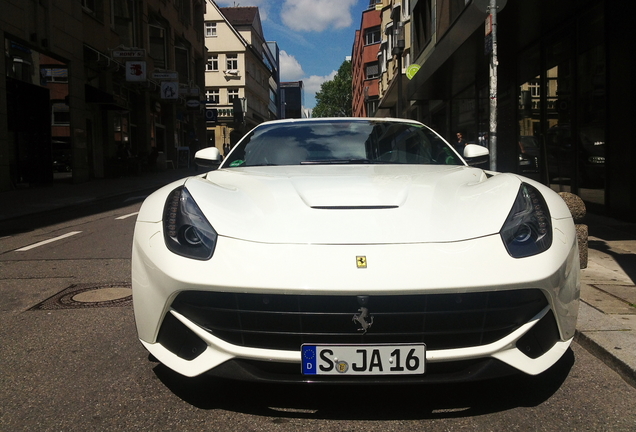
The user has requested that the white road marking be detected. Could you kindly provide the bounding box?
[15,231,82,251]
[115,212,139,220]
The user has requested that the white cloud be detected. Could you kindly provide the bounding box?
[303,70,337,97]
[280,0,358,32]
[279,50,305,81]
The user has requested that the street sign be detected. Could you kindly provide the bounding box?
[161,82,179,100]
[406,64,420,80]
[152,71,179,80]
[126,61,146,81]
[186,98,201,110]
[180,87,200,96]
[113,49,146,58]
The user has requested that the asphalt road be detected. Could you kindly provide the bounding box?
[1,200,636,431]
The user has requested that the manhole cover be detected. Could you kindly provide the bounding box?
[30,283,132,310]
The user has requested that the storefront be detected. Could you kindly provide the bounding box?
[408,0,634,219]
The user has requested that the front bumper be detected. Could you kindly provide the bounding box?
[132,218,579,379]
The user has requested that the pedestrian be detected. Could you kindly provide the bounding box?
[454,132,467,155]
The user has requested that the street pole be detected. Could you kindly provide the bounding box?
[396,53,402,117]
[393,23,405,118]
[489,0,498,171]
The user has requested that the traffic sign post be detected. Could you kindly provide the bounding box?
[488,0,498,171]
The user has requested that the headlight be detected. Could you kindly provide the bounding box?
[500,183,552,258]
[163,186,217,260]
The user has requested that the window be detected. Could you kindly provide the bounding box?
[206,54,218,71]
[366,98,379,116]
[412,0,433,56]
[175,45,189,84]
[82,0,103,16]
[366,62,379,79]
[51,102,70,125]
[529,80,541,97]
[205,22,217,37]
[226,54,238,70]
[149,24,166,69]
[365,26,381,45]
[178,0,191,26]
[206,89,219,104]
[112,0,134,46]
[42,67,68,83]
[228,88,239,103]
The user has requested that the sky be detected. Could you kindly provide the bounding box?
[215,0,371,109]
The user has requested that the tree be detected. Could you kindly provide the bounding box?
[312,60,352,117]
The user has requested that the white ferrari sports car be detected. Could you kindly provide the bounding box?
[132,118,580,383]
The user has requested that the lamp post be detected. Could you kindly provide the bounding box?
[392,22,405,118]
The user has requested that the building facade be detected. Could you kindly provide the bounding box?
[375,0,412,118]
[280,81,305,119]
[352,2,382,117]
[1,0,207,190]
[375,0,634,220]
[203,2,279,154]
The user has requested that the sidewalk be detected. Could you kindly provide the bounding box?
[576,213,636,387]
[2,170,635,386]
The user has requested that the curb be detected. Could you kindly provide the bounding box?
[575,301,636,388]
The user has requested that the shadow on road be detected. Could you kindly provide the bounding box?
[0,192,148,237]
[152,348,575,420]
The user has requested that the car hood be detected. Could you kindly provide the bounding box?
[181,165,526,244]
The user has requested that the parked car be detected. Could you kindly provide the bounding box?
[518,135,540,174]
[132,118,579,383]
[546,124,605,188]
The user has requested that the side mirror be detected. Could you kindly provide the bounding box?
[463,144,489,166]
[195,147,223,169]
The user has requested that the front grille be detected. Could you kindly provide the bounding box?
[169,289,548,351]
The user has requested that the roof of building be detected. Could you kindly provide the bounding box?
[219,6,258,26]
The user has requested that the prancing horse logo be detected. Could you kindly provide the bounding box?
[353,306,373,333]
[353,296,373,334]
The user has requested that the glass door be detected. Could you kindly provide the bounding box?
[517,46,542,183]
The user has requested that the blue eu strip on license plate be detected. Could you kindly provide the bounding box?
[301,344,425,375]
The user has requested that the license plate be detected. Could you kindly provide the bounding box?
[301,344,425,375]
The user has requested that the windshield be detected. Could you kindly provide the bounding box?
[222,120,463,168]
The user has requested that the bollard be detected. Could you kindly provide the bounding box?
[558,192,588,269]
